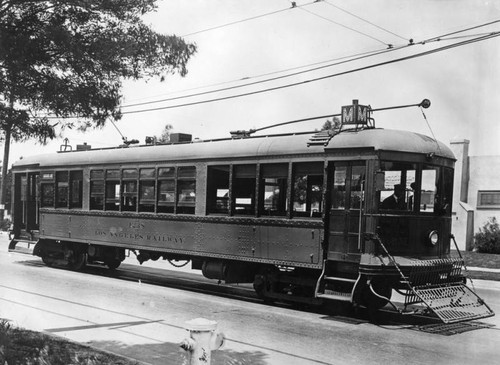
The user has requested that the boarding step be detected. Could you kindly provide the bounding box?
[324,276,357,283]
[407,283,495,324]
[8,238,37,254]
[317,290,352,302]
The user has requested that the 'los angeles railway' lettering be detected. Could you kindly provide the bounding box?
[94,230,183,244]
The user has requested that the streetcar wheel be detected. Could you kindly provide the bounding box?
[41,254,54,267]
[68,252,87,271]
[105,259,121,270]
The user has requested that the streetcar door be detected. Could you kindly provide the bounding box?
[13,172,39,239]
[327,162,365,260]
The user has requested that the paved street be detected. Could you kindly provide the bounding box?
[1,232,499,365]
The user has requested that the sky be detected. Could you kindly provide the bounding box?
[4,0,500,165]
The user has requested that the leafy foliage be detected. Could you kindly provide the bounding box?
[0,0,197,139]
[157,123,173,143]
[321,116,341,132]
[473,217,500,254]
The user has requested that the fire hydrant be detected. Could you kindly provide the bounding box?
[180,318,225,365]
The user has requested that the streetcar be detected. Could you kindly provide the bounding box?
[8,100,494,323]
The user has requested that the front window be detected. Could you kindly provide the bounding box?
[378,161,452,215]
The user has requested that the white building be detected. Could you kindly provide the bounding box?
[450,139,500,251]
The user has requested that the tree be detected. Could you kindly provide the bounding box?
[157,123,173,143]
[0,1,197,220]
[321,116,341,132]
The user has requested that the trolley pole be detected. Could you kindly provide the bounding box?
[180,318,225,365]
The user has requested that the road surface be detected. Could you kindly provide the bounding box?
[1,232,499,365]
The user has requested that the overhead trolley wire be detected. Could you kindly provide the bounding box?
[322,0,409,42]
[421,18,500,43]
[298,6,390,46]
[180,0,317,37]
[120,32,500,115]
[121,46,401,109]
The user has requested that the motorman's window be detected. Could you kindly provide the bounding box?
[121,168,138,212]
[69,170,83,209]
[378,161,417,211]
[158,167,175,214]
[55,171,69,208]
[207,165,230,214]
[293,162,323,218]
[233,164,256,215]
[139,168,156,212]
[90,170,104,210]
[177,166,196,214]
[260,163,288,216]
[40,172,54,208]
[105,169,120,211]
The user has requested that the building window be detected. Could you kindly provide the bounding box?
[207,165,230,214]
[478,191,500,209]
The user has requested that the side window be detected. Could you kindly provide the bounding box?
[293,162,323,218]
[158,167,175,214]
[55,171,69,208]
[260,163,288,216]
[139,168,156,212]
[69,170,83,209]
[233,164,256,215]
[105,169,120,211]
[207,165,230,214]
[90,170,104,210]
[420,165,437,212]
[177,166,196,214]
[40,172,54,208]
[121,168,138,212]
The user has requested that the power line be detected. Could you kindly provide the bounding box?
[298,6,390,46]
[422,19,500,43]
[122,46,400,109]
[180,1,317,37]
[122,28,494,108]
[120,32,500,115]
[322,0,408,41]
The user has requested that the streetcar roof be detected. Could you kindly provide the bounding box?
[12,128,454,169]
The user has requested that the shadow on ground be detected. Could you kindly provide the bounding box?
[88,340,269,365]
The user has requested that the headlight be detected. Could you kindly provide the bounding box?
[428,230,439,246]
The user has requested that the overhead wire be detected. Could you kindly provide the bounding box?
[121,46,401,109]
[322,0,408,41]
[119,32,500,115]
[298,6,391,46]
[180,0,317,37]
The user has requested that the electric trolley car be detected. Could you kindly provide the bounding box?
[8,100,494,323]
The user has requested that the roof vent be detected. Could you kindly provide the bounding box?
[170,133,192,143]
[76,143,91,151]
